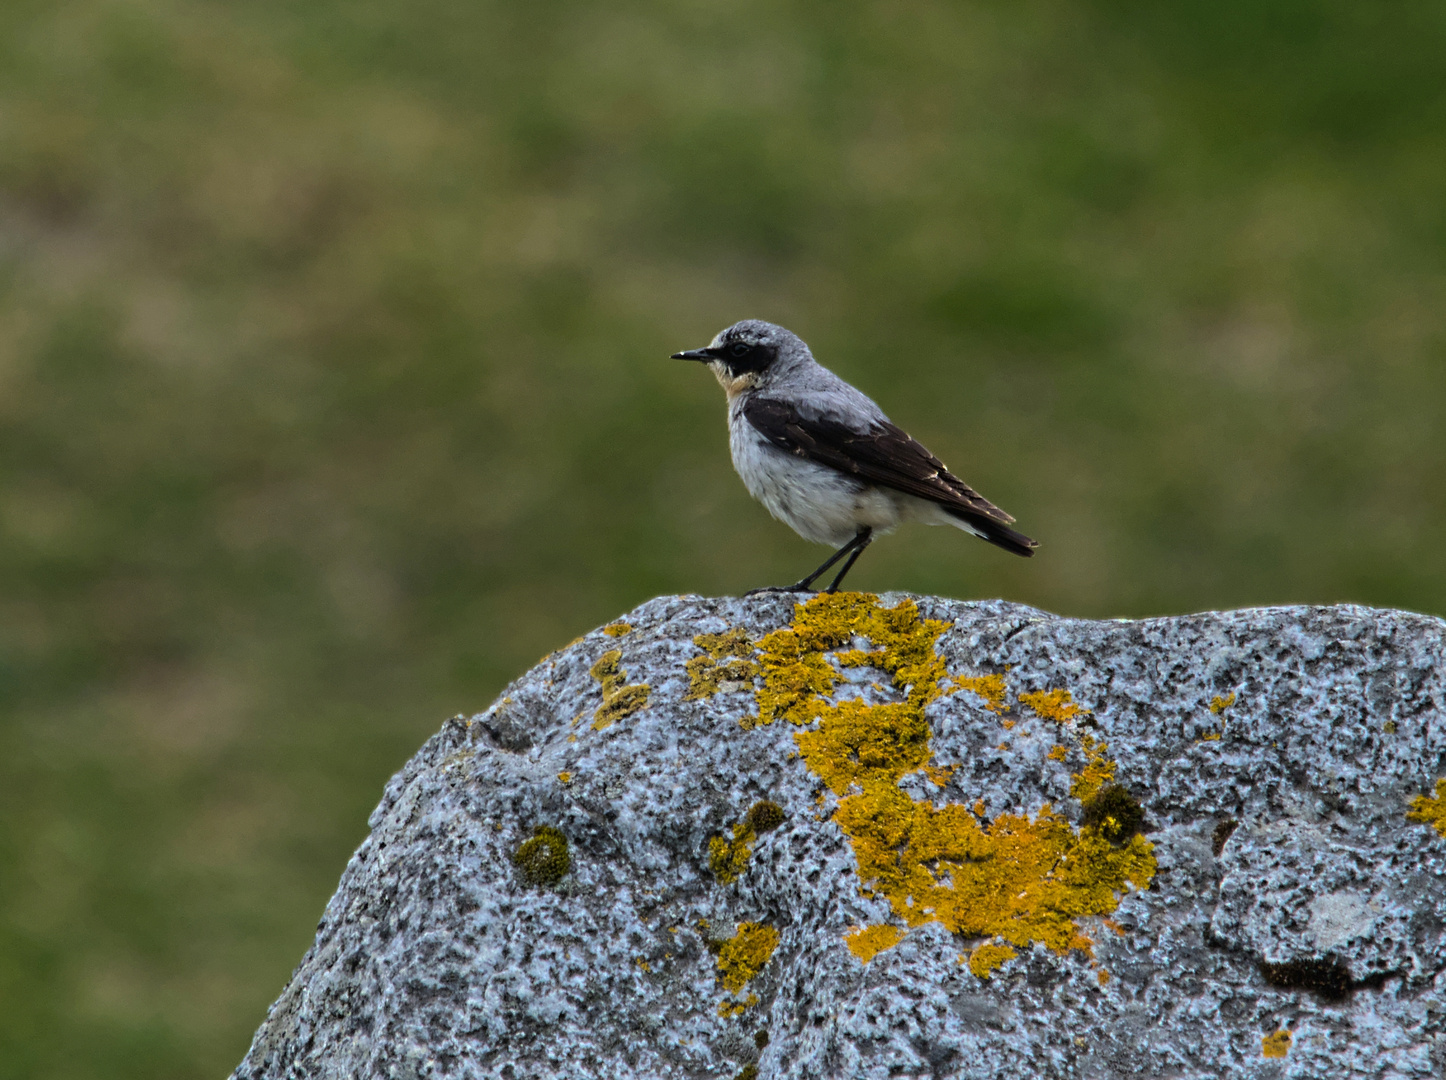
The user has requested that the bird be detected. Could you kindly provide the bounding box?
[673,319,1037,594]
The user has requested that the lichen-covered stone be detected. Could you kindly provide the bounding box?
[232,594,1446,1080]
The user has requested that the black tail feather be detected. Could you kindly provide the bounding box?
[946,508,1038,557]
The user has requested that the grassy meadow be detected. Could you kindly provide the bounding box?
[2,0,1445,1074]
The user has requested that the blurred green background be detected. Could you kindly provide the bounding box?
[2,0,1445,1074]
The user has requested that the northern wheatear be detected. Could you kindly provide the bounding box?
[674,319,1037,593]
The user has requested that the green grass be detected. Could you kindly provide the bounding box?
[2,0,1445,1074]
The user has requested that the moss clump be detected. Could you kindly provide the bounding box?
[1262,1029,1292,1058]
[1407,778,1446,837]
[685,629,759,699]
[1080,783,1146,843]
[513,826,570,886]
[754,1030,769,1049]
[844,923,902,962]
[966,940,1017,978]
[733,1066,759,1080]
[746,800,785,833]
[590,649,650,729]
[1019,688,1087,724]
[716,922,779,993]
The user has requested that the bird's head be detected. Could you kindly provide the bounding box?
[672,319,809,398]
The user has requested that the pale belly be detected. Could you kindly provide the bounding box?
[729,425,904,547]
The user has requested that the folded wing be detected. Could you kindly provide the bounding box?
[742,396,1038,557]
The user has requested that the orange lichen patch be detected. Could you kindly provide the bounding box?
[699,592,1154,972]
[686,629,759,700]
[966,941,1017,978]
[717,994,759,1018]
[1408,779,1446,837]
[844,924,903,962]
[1262,1029,1292,1058]
[795,699,933,794]
[557,771,573,784]
[716,922,779,994]
[749,592,949,730]
[1209,692,1236,714]
[832,783,1153,955]
[1069,734,1117,802]
[1048,745,1068,762]
[603,621,633,637]
[709,801,786,884]
[590,649,649,729]
[1019,688,1087,724]
[709,822,754,884]
[952,673,1007,713]
[1096,969,1110,986]
[924,764,956,787]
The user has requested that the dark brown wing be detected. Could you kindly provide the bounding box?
[742,396,1038,556]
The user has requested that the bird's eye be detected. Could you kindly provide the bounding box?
[730,343,751,357]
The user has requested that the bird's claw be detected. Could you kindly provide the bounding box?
[745,583,816,597]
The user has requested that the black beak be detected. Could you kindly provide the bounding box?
[671,347,717,362]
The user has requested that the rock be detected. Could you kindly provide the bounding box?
[232,593,1446,1080]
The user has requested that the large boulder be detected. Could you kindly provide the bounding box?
[232,593,1446,1080]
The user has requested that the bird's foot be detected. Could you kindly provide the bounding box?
[744,582,816,597]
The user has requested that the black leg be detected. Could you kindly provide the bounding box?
[745,528,873,597]
[824,528,873,592]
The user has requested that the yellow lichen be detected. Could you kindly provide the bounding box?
[735,592,1154,967]
[1097,969,1110,985]
[1069,734,1117,802]
[1209,692,1236,714]
[717,994,758,1018]
[1019,688,1087,724]
[685,629,759,699]
[1048,745,1068,762]
[557,771,573,784]
[709,800,786,884]
[953,673,1007,713]
[709,824,754,885]
[1407,779,1446,837]
[844,924,903,962]
[966,941,1017,978]
[716,922,779,994]
[603,621,633,637]
[1262,1029,1291,1058]
[590,649,650,729]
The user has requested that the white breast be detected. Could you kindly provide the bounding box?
[727,404,903,547]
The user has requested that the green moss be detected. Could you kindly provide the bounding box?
[1080,783,1146,843]
[512,826,570,886]
[589,648,650,729]
[733,1066,759,1080]
[745,799,785,833]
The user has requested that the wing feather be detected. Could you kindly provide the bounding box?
[742,396,1038,555]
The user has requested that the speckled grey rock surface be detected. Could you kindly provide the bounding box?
[232,595,1446,1080]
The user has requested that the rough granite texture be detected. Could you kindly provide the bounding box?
[232,594,1446,1080]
